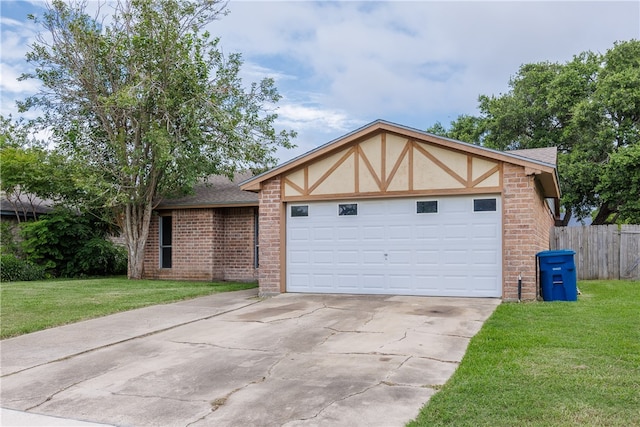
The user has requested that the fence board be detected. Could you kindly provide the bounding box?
[551,225,639,280]
[620,225,640,280]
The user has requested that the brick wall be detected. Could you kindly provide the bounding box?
[257,177,282,296]
[221,207,258,281]
[143,207,257,282]
[502,163,555,301]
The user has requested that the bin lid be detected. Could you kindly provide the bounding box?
[536,249,576,257]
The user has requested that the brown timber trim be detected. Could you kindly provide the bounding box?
[408,140,414,191]
[413,143,468,187]
[358,146,383,190]
[383,140,411,191]
[283,177,305,195]
[279,199,286,293]
[281,186,503,202]
[307,146,356,194]
[354,145,360,193]
[467,156,473,186]
[471,165,501,187]
[381,133,386,186]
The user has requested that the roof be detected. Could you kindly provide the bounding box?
[507,147,557,165]
[156,171,258,209]
[1,193,54,218]
[241,119,560,198]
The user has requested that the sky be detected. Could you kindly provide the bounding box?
[1,0,639,163]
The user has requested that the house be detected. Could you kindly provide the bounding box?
[0,192,54,222]
[143,120,559,301]
[142,172,259,282]
[241,120,559,301]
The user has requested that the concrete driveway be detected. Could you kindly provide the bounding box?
[1,289,499,427]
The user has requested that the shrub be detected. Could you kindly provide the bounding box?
[21,207,126,277]
[66,238,128,277]
[0,254,47,282]
[0,221,22,256]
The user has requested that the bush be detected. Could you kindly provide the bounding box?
[0,254,47,282]
[20,207,127,277]
[66,238,128,277]
[0,221,22,257]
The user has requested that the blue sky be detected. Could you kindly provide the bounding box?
[1,1,639,162]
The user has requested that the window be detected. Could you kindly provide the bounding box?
[254,209,259,268]
[160,216,172,268]
[338,203,358,216]
[291,205,309,217]
[473,198,497,212]
[417,200,438,214]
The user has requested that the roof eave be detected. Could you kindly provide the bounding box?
[241,119,561,196]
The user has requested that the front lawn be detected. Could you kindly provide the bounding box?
[409,280,640,427]
[0,277,257,339]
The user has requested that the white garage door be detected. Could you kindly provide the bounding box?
[286,195,501,297]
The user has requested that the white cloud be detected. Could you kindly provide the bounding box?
[1,0,638,161]
[0,63,40,94]
[276,103,358,133]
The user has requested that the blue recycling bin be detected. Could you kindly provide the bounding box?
[537,250,577,301]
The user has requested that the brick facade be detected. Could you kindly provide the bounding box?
[257,177,282,296]
[143,207,257,282]
[254,165,555,300]
[502,163,555,300]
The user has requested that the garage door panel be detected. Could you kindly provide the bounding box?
[362,274,385,290]
[337,250,359,265]
[388,250,412,265]
[313,274,334,289]
[363,226,385,241]
[313,251,333,265]
[363,250,384,265]
[416,249,440,266]
[287,196,501,297]
[312,227,333,240]
[289,228,310,241]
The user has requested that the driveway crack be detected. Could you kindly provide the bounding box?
[25,378,88,411]
[283,381,386,425]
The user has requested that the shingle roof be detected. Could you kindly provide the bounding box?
[0,193,54,217]
[507,147,557,165]
[156,171,258,209]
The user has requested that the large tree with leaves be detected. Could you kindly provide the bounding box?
[429,40,639,225]
[19,0,295,278]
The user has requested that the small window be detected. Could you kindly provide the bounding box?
[291,205,309,217]
[417,200,438,214]
[338,203,358,216]
[160,216,172,268]
[473,198,497,212]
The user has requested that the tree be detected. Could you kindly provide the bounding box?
[426,115,486,144]
[19,0,296,278]
[597,144,640,223]
[1,116,89,221]
[432,40,639,225]
[1,117,51,222]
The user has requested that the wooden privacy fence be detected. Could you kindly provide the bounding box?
[550,225,640,280]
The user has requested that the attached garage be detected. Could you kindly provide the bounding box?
[242,120,560,300]
[287,196,501,297]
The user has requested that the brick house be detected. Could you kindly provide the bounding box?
[144,120,559,301]
[240,120,560,301]
[143,173,259,282]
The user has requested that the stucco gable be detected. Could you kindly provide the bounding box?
[241,120,560,198]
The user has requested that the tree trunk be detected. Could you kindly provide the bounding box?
[122,202,154,279]
[592,203,615,225]
[557,207,572,227]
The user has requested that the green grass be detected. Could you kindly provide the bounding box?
[409,280,640,427]
[0,277,257,339]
